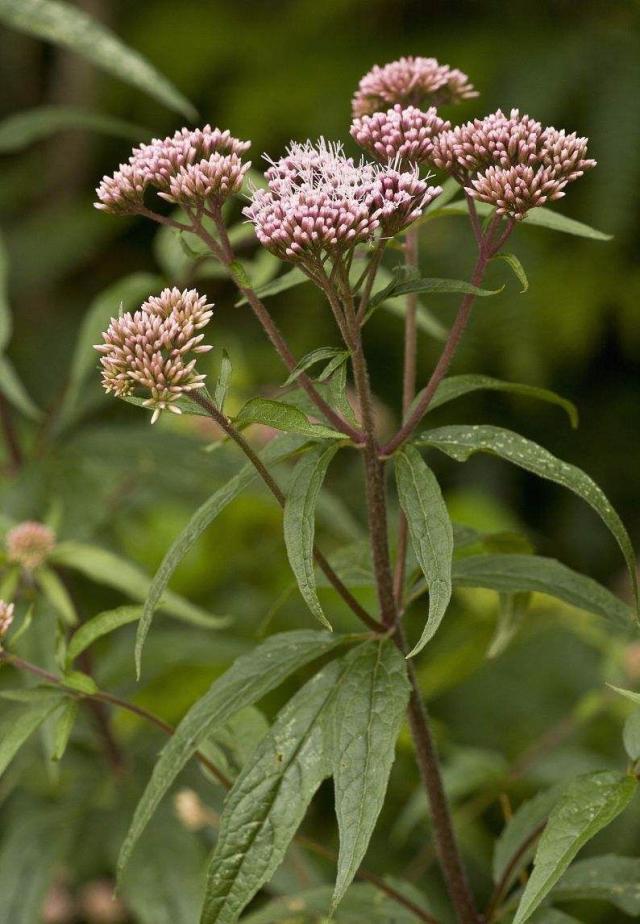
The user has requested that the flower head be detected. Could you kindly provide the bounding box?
[6,521,56,570]
[466,164,566,221]
[352,56,477,117]
[95,125,251,213]
[244,139,441,265]
[95,287,213,423]
[351,104,450,167]
[0,600,14,639]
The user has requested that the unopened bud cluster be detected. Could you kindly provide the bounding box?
[95,287,213,423]
[352,56,477,117]
[6,521,56,570]
[351,104,450,168]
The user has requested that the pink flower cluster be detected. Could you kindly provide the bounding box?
[95,125,251,214]
[95,287,213,423]
[352,56,477,117]
[6,521,56,570]
[244,140,441,264]
[0,600,14,639]
[351,104,450,167]
[432,108,596,219]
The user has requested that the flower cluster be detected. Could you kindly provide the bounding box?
[0,600,14,639]
[6,521,56,570]
[351,104,449,167]
[432,108,596,220]
[244,140,441,265]
[95,287,213,423]
[95,125,251,214]
[352,56,477,117]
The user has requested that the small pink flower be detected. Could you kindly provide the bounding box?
[0,599,14,639]
[6,521,56,570]
[466,164,566,221]
[351,104,450,167]
[352,56,477,117]
[159,153,251,208]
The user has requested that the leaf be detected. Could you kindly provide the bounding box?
[0,696,63,775]
[137,434,305,675]
[239,883,425,923]
[0,0,196,118]
[55,272,162,431]
[283,347,350,387]
[65,604,143,668]
[51,699,79,761]
[214,349,232,412]
[117,629,348,879]
[608,685,640,708]
[368,275,502,311]
[48,541,226,637]
[423,375,578,428]
[395,446,454,656]
[493,786,563,891]
[623,710,640,761]
[234,267,308,306]
[487,591,532,658]
[201,659,344,923]
[0,230,11,352]
[417,425,639,613]
[0,105,147,153]
[35,566,77,626]
[62,669,98,695]
[552,854,640,915]
[512,771,637,924]
[428,200,612,241]
[284,444,340,630]
[493,251,529,292]
[452,554,632,627]
[234,397,346,440]
[331,640,410,909]
[0,355,42,420]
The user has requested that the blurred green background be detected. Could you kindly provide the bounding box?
[1,1,640,922]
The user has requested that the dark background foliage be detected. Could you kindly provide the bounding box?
[1,1,640,922]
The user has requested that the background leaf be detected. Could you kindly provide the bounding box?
[0,106,147,153]
[234,397,346,440]
[552,854,640,915]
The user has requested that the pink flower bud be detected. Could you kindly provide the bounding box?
[352,56,477,117]
[6,521,56,570]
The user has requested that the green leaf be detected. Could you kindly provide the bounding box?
[552,854,640,915]
[214,349,232,412]
[137,434,305,676]
[395,446,453,656]
[0,230,11,352]
[0,696,63,775]
[608,685,640,708]
[0,355,42,420]
[51,699,79,761]
[623,710,640,761]
[48,541,226,638]
[35,566,77,626]
[234,397,346,440]
[512,771,637,924]
[65,604,142,669]
[201,658,344,924]
[417,425,639,613]
[62,669,98,694]
[117,629,347,879]
[0,105,147,153]
[283,347,350,387]
[368,275,502,312]
[0,0,196,118]
[493,251,529,292]
[331,640,410,909]
[428,200,612,241]
[452,554,632,627]
[234,267,308,306]
[424,375,578,428]
[493,786,562,892]
[239,883,425,923]
[487,591,531,658]
[284,443,340,630]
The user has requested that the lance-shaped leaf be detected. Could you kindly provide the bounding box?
[512,771,637,924]
[234,397,346,441]
[137,433,305,675]
[284,443,340,629]
[283,347,350,387]
[331,640,410,910]
[367,275,501,313]
[493,251,529,292]
[0,106,147,153]
[201,658,347,924]
[493,786,563,892]
[213,349,232,412]
[34,567,77,626]
[234,266,309,305]
[65,605,143,669]
[552,854,640,916]
[117,629,348,879]
[0,0,196,118]
[416,425,639,614]
[0,355,42,420]
[240,883,426,923]
[423,375,577,428]
[51,699,79,762]
[395,446,453,656]
[452,554,633,628]
[426,200,612,241]
[0,695,65,775]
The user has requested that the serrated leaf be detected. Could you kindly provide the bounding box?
[0,105,147,153]
[395,446,453,656]
[452,554,632,627]
[214,349,232,412]
[0,696,63,775]
[51,699,79,761]
[416,425,638,613]
[35,566,77,626]
[65,604,142,668]
[552,854,640,915]
[117,629,347,879]
[623,710,640,761]
[284,444,340,630]
[0,355,42,420]
[235,397,346,440]
[423,375,578,428]
[493,786,563,891]
[0,0,196,118]
[427,200,612,241]
[331,640,410,909]
[283,347,350,387]
[201,659,346,924]
[493,251,529,292]
[137,434,305,675]
[512,771,637,924]
[234,267,308,306]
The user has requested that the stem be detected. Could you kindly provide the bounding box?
[484,819,546,923]
[0,393,22,473]
[356,241,386,325]
[190,391,383,634]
